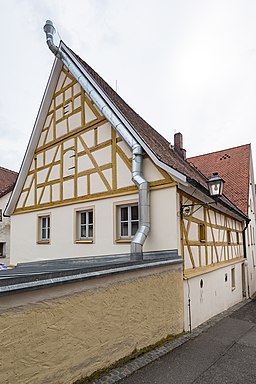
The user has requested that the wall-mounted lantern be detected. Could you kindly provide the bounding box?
[207,172,225,197]
[180,172,225,216]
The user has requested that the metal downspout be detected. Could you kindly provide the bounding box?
[242,219,251,298]
[43,20,150,259]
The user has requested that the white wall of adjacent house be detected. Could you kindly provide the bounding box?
[0,192,11,265]
[183,261,245,331]
[10,186,178,264]
[245,159,256,297]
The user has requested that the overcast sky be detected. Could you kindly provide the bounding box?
[1,0,256,172]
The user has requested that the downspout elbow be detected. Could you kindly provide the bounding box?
[43,20,61,59]
[131,143,150,259]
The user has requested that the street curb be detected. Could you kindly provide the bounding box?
[91,299,251,383]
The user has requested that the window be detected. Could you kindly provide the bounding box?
[0,242,6,258]
[236,231,240,244]
[118,204,139,239]
[77,209,93,241]
[199,223,206,242]
[38,215,50,242]
[253,250,256,268]
[227,230,231,244]
[0,209,2,222]
[231,267,236,290]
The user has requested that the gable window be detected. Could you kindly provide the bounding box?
[227,230,231,244]
[76,209,94,242]
[118,204,139,239]
[38,215,50,243]
[199,223,206,242]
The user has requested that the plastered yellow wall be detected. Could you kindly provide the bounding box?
[0,264,183,384]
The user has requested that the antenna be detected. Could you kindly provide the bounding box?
[115,80,118,92]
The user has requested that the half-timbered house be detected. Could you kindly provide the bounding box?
[5,21,252,330]
[189,144,256,297]
[0,166,17,264]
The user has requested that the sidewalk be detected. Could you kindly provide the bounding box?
[93,298,256,383]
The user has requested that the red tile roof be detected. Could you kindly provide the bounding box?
[0,166,18,198]
[188,144,251,215]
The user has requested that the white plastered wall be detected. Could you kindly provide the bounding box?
[245,157,256,297]
[10,186,178,264]
[183,261,244,331]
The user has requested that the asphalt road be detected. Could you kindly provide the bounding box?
[119,299,256,384]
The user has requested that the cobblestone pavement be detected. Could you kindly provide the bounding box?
[92,299,253,383]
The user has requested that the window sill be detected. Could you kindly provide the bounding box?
[115,239,132,244]
[75,240,94,244]
[37,240,50,245]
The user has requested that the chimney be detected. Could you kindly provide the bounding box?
[174,132,186,160]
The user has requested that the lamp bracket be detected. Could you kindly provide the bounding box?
[180,201,217,217]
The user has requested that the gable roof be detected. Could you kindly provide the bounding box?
[4,41,248,221]
[68,46,248,220]
[188,144,251,215]
[0,166,18,198]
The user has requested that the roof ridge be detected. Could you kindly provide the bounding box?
[66,45,170,143]
[0,166,18,175]
[65,44,209,185]
[188,143,251,160]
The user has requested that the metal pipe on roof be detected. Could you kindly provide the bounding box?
[43,20,61,58]
[43,20,150,259]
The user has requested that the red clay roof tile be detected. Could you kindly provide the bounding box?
[188,144,251,215]
[0,166,18,198]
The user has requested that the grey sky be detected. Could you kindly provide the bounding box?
[1,0,256,171]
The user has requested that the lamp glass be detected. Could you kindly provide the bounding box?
[208,173,224,197]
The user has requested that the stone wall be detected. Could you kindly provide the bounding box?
[0,263,183,384]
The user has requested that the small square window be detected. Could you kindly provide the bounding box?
[118,204,139,239]
[38,215,50,243]
[76,209,94,242]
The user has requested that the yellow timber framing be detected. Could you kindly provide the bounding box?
[179,190,244,270]
[14,181,176,215]
[184,256,245,278]
[14,65,176,214]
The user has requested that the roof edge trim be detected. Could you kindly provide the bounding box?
[5,58,63,216]
[61,43,187,184]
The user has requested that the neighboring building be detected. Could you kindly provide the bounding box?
[189,144,256,298]
[4,24,252,331]
[0,167,18,264]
